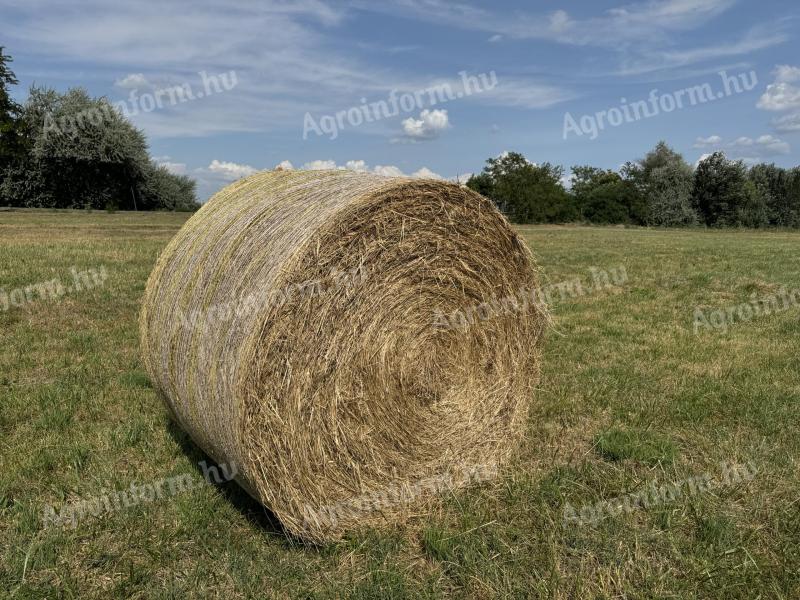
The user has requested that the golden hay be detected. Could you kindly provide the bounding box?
[139,169,547,543]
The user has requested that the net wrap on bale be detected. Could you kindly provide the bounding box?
[140,170,546,543]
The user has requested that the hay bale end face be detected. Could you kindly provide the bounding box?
[139,169,546,542]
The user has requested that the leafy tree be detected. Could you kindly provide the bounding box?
[15,87,150,209]
[465,172,493,198]
[469,152,577,223]
[138,163,199,211]
[735,179,769,228]
[787,168,800,227]
[642,165,697,226]
[623,141,697,226]
[628,141,685,180]
[691,152,749,227]
[0,47,28,183]
[572,166,646,224]
[2,85,198,210]
[748,163,795,226]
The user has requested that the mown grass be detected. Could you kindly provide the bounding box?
[1,210,798,598]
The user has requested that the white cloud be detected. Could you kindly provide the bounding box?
[487,34,502,42]
[0,1,408,139]
[410,167,443,179]
[758,64,800,111]
[372,165,406,177]
[2,0,576,141]
[302,159,338,170]
[358,0,737,48]
[693,134,791,162]
[158,161,188,175]
[774,65,800,83]
[754,134,790,155]
[401,74,573,112]
[207,159,258,181]
[772,112,800,133]
[693,135,722,148]
[356,1,787,77]
[758,65,800,134]
[273,159,441,179]
[758,82,800,111]
[401,109,450,140]
[344,159,368,172]
[192,158,263,199]
[729,134,790,156]
[473,77,574,109]
[617,25,787,76]
[1,0,583,145]
[114,73,152,90]
[549,10,571,34]
[194,156,447,203]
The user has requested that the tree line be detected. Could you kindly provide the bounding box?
[0,48,199,211]
[467,144,800,228]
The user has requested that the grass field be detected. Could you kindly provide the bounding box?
[1,210,799,599]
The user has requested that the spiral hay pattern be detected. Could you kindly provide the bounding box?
[139,169,547,543]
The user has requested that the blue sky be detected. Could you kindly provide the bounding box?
[3,0,800,199]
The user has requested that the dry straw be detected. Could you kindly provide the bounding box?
[140,169,547,543]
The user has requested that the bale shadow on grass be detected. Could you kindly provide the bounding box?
[165,417,306,549]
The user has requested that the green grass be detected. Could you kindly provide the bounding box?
[594,428,676,465]
[1,211,799,598]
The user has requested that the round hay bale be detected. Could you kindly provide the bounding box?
[139,169,547,543]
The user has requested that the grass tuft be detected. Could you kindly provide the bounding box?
[594,428,677,465]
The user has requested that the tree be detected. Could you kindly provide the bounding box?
[17,87,150,209]
[691,152,749,227]
[572,166,646,224]
[735,179,769,228]
[623,141,698,226]
[138,163,199,211]
[465,172,493,198]
[629,141,686,180]
[2,85,198,210]
[643,165,698,226]
[0,47,28,181]
[468,152,577,223]
[748,163,795,226]
[787,168,800,227]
